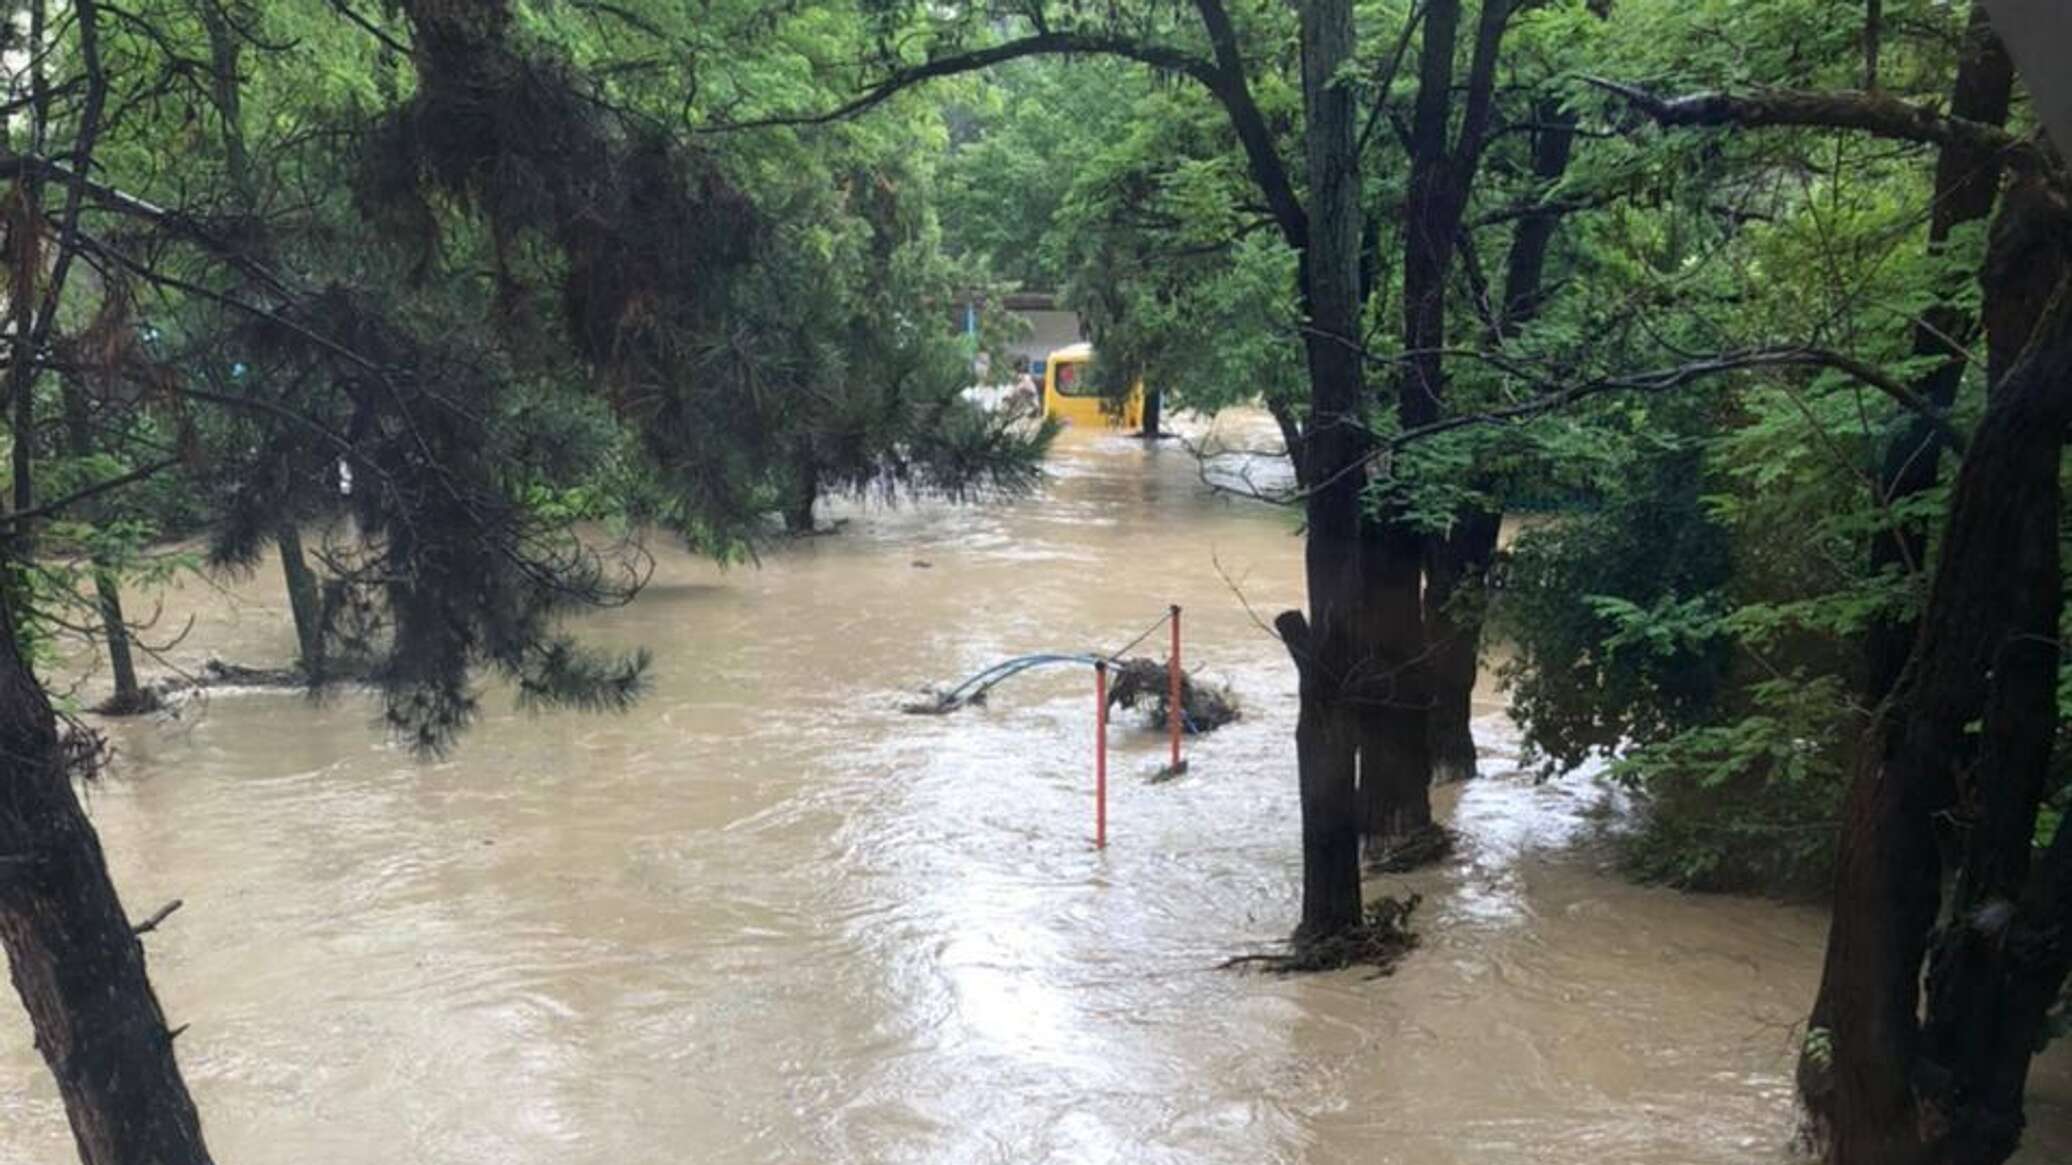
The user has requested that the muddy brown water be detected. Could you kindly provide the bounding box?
[2,414,2067,1164]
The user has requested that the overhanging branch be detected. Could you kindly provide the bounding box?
[1236,339,1971,505]
[695,32,1218,132]
[693,16,1309,252]
[1586,77,2044,168]
[1390,346,1967,453]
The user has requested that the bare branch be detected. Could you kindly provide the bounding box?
[1354,1,1427,160]
[131,898,183,936]
[1586,76,2044,167]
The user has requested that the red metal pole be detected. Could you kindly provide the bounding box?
[1095,660,1109,849]
[1168,604,1183,770]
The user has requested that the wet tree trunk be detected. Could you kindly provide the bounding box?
[1281,0,1366,942]
[1801,177,2072,1165]
[0,593,213,1164]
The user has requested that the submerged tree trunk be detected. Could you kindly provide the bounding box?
[1801,177,2072,1165]
[204,0,329,685]
[0,593,213,1164]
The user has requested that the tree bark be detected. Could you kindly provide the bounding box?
[1497,102,1578,337]
[1358,519,1435,834]
[1863,0,1883,89]
[1139,387,1163,439]
[0,592,213,1164]
[1801,176,2072,1165]
[1278,609,1361,941]
[9,0,49,526]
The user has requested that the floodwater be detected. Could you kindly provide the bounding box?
[3,414,2068,1164]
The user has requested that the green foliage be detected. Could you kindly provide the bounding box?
[1499,439,1735,776]
[2,0,1054,752]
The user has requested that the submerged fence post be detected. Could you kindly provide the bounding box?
[1094,660,1109,849]
[1168,604,1183,772]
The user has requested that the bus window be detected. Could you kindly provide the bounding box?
[1053,361,1100,397]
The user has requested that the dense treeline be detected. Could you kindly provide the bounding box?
[1,2,2068,1164]
[0,2,1048,1161]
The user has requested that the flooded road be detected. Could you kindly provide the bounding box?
[3,416,2067,1163]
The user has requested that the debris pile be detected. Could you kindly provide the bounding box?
[1105,657,1239,734]
[1224,894,1422,975]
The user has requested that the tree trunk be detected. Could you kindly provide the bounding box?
[0,592,213,1164]
[1353,0,1511,852]
[1803,12,2020,1143]
[1278,609,1362,941]
[1801,177,2072,1165]
[277,525,325,681]
[1357,521,1435,842]
[1425,509,1500,783]
[1863,0,1883,89]
[784,458,819,535]
[1279,0,1367,942]
[1139,387,1163,439]
[1498,101,1579,338]
[91,570,141,711]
